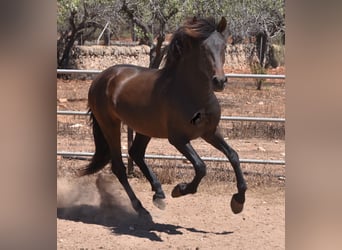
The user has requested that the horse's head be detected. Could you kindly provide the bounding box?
[165,17,230,91]
[200,17,229,92]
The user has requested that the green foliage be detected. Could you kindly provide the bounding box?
[181,0,224,19]
[57,0,116,32]
[57,0,84,29]
[57,0,118,67]
[121,0,180,42]
[57,0,285,43]
[57,0,285,68]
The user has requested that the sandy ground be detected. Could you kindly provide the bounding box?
[57,175,284,250]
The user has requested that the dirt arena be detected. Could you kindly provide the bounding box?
[57,67,285,249]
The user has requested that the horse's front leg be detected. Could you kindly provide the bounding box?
[203,130,247,214]
[168,138,206,197]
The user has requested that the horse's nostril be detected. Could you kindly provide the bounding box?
[212,75,226,85]
[212,76,219,84]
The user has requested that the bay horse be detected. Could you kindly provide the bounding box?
[79,17,247,219]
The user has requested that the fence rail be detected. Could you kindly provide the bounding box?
[56,110,285,123]
[57,69,285,79]
[57,151,285,165]
[57,68,285,166]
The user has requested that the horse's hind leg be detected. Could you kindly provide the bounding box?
[129,133,166,209]
[111,155,152,220]
[202,130,247,214]
[106,122,152,220]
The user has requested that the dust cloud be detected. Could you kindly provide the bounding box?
[57,174,139,226]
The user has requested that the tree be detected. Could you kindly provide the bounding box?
[228,0,285,66]
[57,0,285,71]
[120,0,179,69]
[57,0,122,68]
[219,0,284,89]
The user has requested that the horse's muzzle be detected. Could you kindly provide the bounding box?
[212,75,227,92]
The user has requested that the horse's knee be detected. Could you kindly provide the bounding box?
[229,148,240,165]
[195,162,206,178]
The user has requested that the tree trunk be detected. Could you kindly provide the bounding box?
[149,33,167,69]
[58,35,76,69]
[256,32,267,67]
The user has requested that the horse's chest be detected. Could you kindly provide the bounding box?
[189,107,220,130]
[167,94,221,138]
[175,104,221,139]
[189,107,215,123]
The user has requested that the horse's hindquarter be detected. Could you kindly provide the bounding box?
[107,66,168,138]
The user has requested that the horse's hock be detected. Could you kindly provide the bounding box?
[71,44,272,71]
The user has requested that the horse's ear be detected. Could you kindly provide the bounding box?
[217,17,227,33]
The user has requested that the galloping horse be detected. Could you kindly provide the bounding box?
[79,17,247,218]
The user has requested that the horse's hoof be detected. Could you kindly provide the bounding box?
[138,209,153,223]
[171,183,186,198]
[171,186,182,197]
[230,193,245,214]
[153,197,166,210]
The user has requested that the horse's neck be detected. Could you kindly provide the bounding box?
[175,53,212,95]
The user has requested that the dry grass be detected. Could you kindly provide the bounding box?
[57,156,284,193]
[57,121,285,192]
[226,121,285,139]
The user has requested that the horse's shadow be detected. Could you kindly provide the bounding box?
[57,175,233,241]
[57,204,233,242]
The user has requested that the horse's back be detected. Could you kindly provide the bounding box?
[89,64,153,107]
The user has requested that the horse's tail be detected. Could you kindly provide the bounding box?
[78,109,111,176]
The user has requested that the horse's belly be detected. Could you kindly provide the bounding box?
[120,112,168,138]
